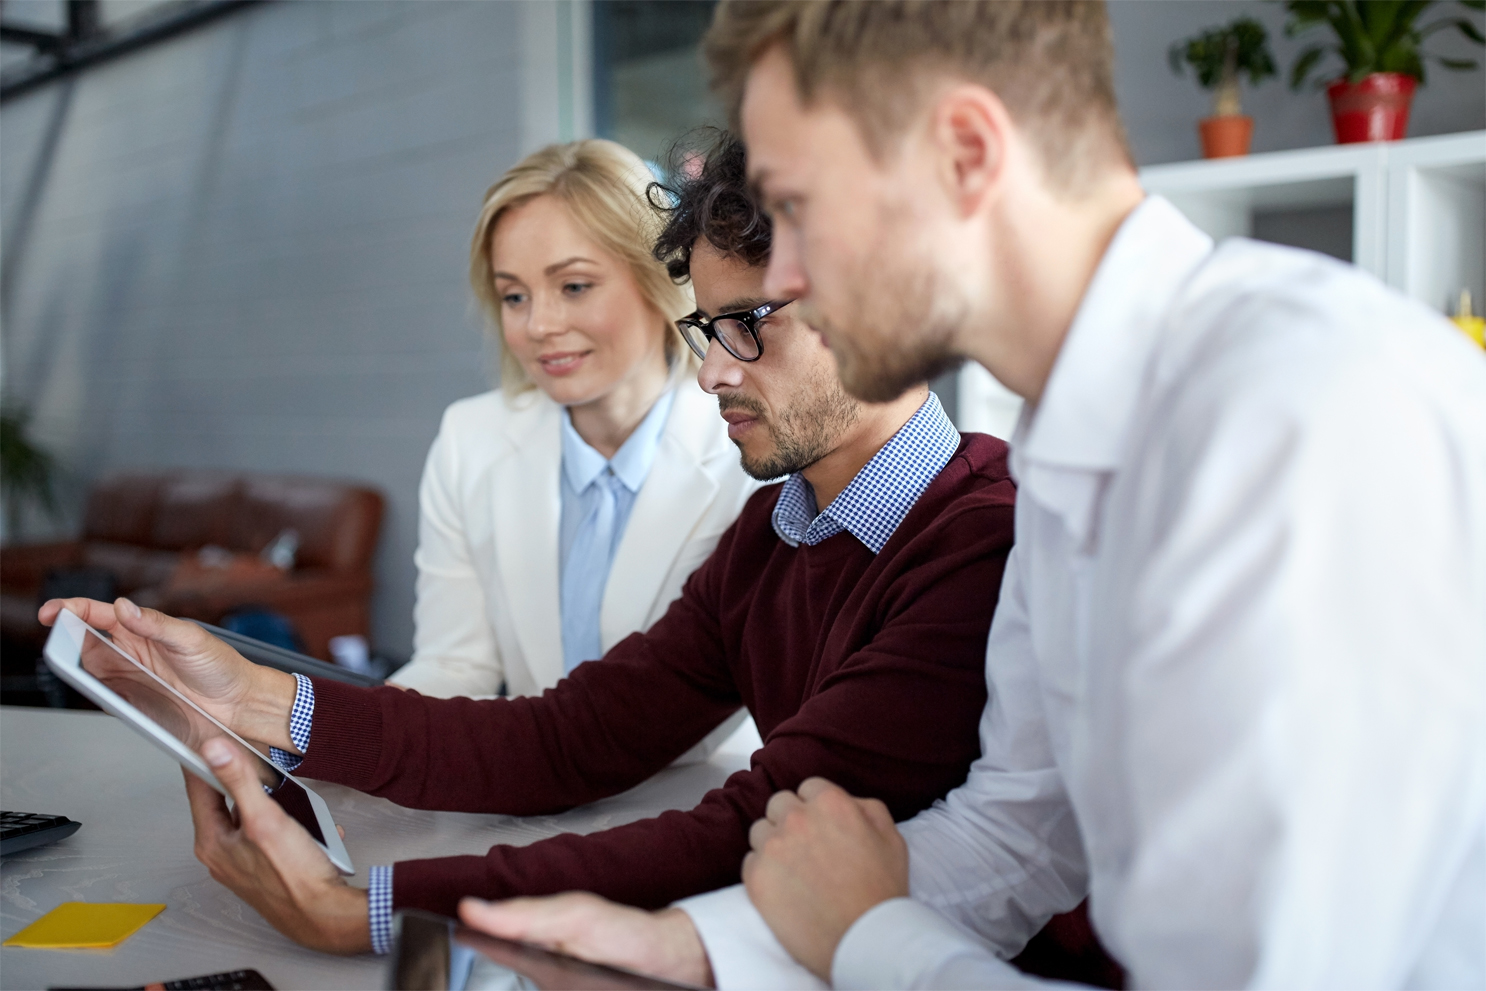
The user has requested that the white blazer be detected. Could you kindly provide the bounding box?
[391,373,759,706]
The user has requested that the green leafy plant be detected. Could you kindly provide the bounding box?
[1169,16,1278,116]
[1285,0,1486,89]
[1,405,59,538]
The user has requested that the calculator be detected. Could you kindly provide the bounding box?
[140,971,275,991]
[48,970,276,990]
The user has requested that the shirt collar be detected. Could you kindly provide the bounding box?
[561,387,676,494]
[772,392,960,554]
[1015,196,1213,476]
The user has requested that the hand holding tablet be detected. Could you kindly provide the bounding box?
[40,602,355,877]
[38,596,300,754]
[181,735,373,954]
[391,909,699,990]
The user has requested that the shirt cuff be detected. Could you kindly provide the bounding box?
[832,898,1038,990]
[675,884,827,991]
[268,672,314,773]
[368,864,394,955]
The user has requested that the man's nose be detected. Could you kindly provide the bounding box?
[697,339,745,394]
[763,226,808,301]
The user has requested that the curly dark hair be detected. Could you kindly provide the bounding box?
[650,129,773,284]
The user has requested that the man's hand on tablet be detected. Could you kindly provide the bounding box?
[38,596,300,755]
[459,893,716,989]
[185,737,370,954]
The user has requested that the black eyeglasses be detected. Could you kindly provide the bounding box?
[675,300,793,362]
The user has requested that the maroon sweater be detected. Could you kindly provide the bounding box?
[298,434,1015,916]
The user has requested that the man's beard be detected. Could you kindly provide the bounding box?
[719,377,859,481]
[809,306,963,404]
[801,238,967,404]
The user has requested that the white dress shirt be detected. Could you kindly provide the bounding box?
[682,196,1486,990]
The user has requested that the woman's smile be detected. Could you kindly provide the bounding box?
[536,349,593,376]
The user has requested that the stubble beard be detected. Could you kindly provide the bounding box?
[720,373,860,481]
[809,306,963,404]
[802,229,968,404]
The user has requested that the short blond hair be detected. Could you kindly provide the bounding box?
[704,1,1132,192]
[470,139,696,396]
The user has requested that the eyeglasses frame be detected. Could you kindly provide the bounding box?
[675,299,793,363]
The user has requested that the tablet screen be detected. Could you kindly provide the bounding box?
[76,625,327,846]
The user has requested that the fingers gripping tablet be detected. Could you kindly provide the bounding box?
[42,608,353,874]
[390,910,699,991]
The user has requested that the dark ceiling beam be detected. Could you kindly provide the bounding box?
[0,0,100,50]
[1,24,67,50]
[1,0,263,104]
[67,0,102,40]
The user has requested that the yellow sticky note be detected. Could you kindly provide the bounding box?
[3,902,165,948]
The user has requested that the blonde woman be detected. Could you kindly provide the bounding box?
[391,141,757,740]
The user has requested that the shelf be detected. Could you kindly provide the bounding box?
[954,131,1486,439]
[1140,140,1388,274]
[1140,129,1485,302]
[1387,131,1486,316]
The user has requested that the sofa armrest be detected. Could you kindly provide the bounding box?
[0,542,82,595]
[148,569,375,662]
[151,569,370,618]
[235,571,374,611]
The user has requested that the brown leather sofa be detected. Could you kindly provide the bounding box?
[0,471,384,661]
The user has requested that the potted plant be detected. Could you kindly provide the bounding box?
[1,405,59,540]
[1169,16,1277,158]
[1285,0,1485,144]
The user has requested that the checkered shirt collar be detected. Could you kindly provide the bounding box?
[771,393,960,554]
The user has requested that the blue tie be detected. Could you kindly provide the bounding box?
[560,469,624,674]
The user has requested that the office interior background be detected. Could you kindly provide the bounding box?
[1,0,1482,670]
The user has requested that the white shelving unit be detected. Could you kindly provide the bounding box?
[1388,134,1486,317]
[956,130,1486,440]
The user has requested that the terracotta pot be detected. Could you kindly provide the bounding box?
[1327,72,1416,143]
[1198,115,1254,158]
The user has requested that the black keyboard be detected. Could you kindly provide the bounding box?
[1,810,81,856]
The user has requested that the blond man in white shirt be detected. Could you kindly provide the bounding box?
[457,2,1486,988]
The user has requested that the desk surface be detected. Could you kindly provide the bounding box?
[1,705,751,990]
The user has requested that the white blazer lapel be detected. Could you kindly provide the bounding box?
[492,394,566,688]
[601,380,723,650]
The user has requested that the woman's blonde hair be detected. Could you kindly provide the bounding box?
[470,139,696,397]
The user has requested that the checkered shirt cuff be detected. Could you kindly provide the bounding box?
[268,673,314,773]
[368,864,394,955]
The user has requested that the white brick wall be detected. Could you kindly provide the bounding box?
[0,0,591,658]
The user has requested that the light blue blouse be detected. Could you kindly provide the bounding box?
[557,388,676,674]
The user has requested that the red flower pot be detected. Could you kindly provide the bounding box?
[1327,72,1417,143]
[1198,115,1254,158]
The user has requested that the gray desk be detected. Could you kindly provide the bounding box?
[1,706,751,990]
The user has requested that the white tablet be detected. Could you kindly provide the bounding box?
[42,607,354,875]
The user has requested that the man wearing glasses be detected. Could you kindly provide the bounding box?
[41,131,1020,956]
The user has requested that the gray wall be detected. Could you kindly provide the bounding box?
[1109,0,1485,166]
[1,1,537,657]
[3,0,1481,659]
